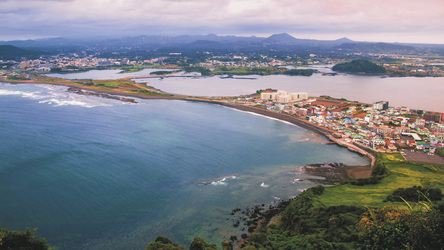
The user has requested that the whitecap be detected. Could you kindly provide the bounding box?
[203,175,237,186]
[228,108,301,128]
[260,182,270,188]
[1,85,113,108]
[39,98,97,108]
[211,180,228,186]
[0,89,50,100]
[292,178,301,183]
[0,89,22,95]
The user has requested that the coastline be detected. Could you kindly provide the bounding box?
[2,80,375,176]
[1,80,380,247]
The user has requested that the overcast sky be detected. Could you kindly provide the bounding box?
[1,0,443,43]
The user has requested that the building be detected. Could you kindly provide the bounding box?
[260,90,278,100]
[289,92,308,101]
[431,123,444,133]
[373,101,389,111]
[260,90,309,103]
[423,112,443,123]
[415,118,426,128]
[376,125,392,137]
[277,95,290,103]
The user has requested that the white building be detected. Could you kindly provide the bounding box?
[373,101,389,110]
[260,91,278,100]
[278,95,290,103]
[260,90,309,103]
[415,118,426,128]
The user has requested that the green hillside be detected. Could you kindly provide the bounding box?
[332,59,387,74]
[0,45,37,59]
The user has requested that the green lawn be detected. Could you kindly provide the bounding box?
[317,153,444,208]
[93,79,131,87]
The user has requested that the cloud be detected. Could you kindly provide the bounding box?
[0,0,443,43]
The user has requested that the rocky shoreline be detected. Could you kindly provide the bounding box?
[227,198,293,248]
[302,162,351,184]
[67,87,138,103]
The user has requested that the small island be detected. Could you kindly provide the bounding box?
[332,59,387,74]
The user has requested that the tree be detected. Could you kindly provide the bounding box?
[189,237,217,250]
[146,236,185,250]
[0,228,53,250]
[332,59,386,74]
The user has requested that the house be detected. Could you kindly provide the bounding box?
[407,140,417,147]
[373,139,386,147]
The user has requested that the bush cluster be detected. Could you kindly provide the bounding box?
[385,186,443,202]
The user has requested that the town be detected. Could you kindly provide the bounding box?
[1,46,444,78]
[231,89,444,163]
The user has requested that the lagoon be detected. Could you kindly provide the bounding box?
[47,67,444,112]
[139,73,444,112]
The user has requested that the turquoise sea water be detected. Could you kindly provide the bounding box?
[0,84,369,249]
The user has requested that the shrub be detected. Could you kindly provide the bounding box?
[385,186,443,202]
[146,236,185,250]
[0,228,53,250]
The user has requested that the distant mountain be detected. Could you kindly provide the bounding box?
[336,42,417,53]
[185,40,224,49]
[262,33,300,45]
[333,37,356,44]
[0,45,40,59]
[1,33,442,55]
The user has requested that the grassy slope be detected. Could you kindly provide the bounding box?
[318,153,444,208]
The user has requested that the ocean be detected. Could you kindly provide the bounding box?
[0,83,369,249]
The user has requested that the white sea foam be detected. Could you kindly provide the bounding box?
[228,108,300,128]
[0,89,50,99]
[1,85,112,108]
[210,175,236,186]
[260,182,270,188]
[0,89,26,95]
[39,98,98,108]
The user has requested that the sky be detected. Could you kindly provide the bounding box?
[1,0,443,44]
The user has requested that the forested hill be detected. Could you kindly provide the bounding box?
[332,59,387,74]
[0,45,39,59]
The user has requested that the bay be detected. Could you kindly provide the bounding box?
[0,83,369,249]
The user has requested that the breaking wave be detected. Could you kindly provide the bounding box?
[0,85,112,108]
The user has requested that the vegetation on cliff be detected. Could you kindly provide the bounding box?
[332,59,386,74]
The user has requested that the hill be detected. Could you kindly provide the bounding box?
[0,45,36,59]
[332,59,387,74]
